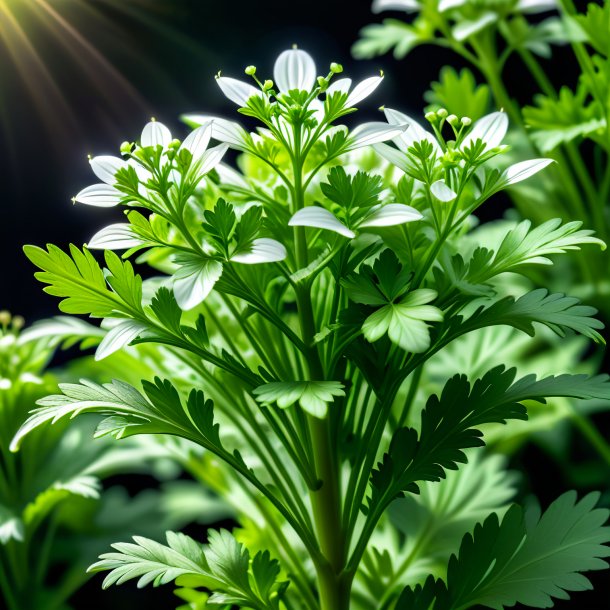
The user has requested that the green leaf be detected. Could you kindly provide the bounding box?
[459,289,605,344]
[575,2,610,56]
[90,529,289,609]
[469,218,605,281]
[397,492,610,610]
[523,86,605,152]
[321,166,384,214]
[362,289,443,353]
[24,244,124,318]
[253,380,346,418]
[368,366,610,514]
[425,67,490,121]
[342,249,412,305]
[353,19,425,60]
[203,199,238,252]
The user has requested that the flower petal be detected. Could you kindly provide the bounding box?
[180,123,212,161]
[384,107,441,153]
[184,115,250,150]
[346,76,383,108]
[348,122,407,150]
[372,0,420,13]
[274,48,317,93]
[173,259,223,310]
[360,203,423,227]
[87,223,144,250]
[289,207,355,238]
[430,179,458,202]
[232,238,287,264]
[438,0,467,10]
[217,77,262,106]
[372,142,411,174]
[327,78,352,95]
[516,0,557,13]
[461,111,508,151]
[501,158,555,185]
[74,184,122,207]
[216,163,250,189]
[141,121,172,148]
[194,143,229,178]
[89,156,127,185]
[95,320,147,361]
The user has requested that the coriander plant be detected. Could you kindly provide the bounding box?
[12,48,610,609]
[355,0,610,310]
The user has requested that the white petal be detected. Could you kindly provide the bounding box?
[516,0,557,12]
[173,259,223,310]
[217,77,262,106]
[348,122,407,150]
[310,99,325,125]
[430,179,458,202]
[182,115,249,150]
[461,111,508,151]
[289,207,355,238]
[87,223,144,250]
[194,143,229,179]
[141,121,172,148]
[372,0,420,13]
[95,320,147,361]
[372,143,411,174]
[216,163,250,189]
[74,184,122,207]
[384,107,441,153]
[502,158,555,185]
[274,48,317,93]
[453,12,496,41]
[327,78,352,95]
[89,156,127,185]
[346,76,383,108]
[360,203,423,227]
[232,238,287,264]
[438,0,466,10]
[180,123,212,161]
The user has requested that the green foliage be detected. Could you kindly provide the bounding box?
[396,492,610,610]
[425,68,491,122]
[15,45,610,610]
[91,529,288,609]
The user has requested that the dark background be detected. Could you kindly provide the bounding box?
[1,1,607,609]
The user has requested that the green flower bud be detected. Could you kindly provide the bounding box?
[447,114,459,126]
[317,76,328,89]
[0,311,11,327]
[168,139,181,150]
[330,62,343,74]
[461,116,472,126]
[120,141,132,154]
[437,108,448,118]
[245,65,257,76]
[12,316,24,331]
[424,111,437,122]
[263,79,274,91]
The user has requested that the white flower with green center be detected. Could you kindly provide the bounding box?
[74,121,228,207]
[192,48,404,155]
[375,108,554,191]
[362,288,443,353]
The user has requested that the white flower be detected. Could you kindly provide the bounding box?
[289,202,422,238]
[75,121,227,209]
[430,179,457,202]
[383,107,442,153]
[460,111,508,152]
[216,77,263,107]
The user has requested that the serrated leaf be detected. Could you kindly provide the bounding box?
[253,380,345,418]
